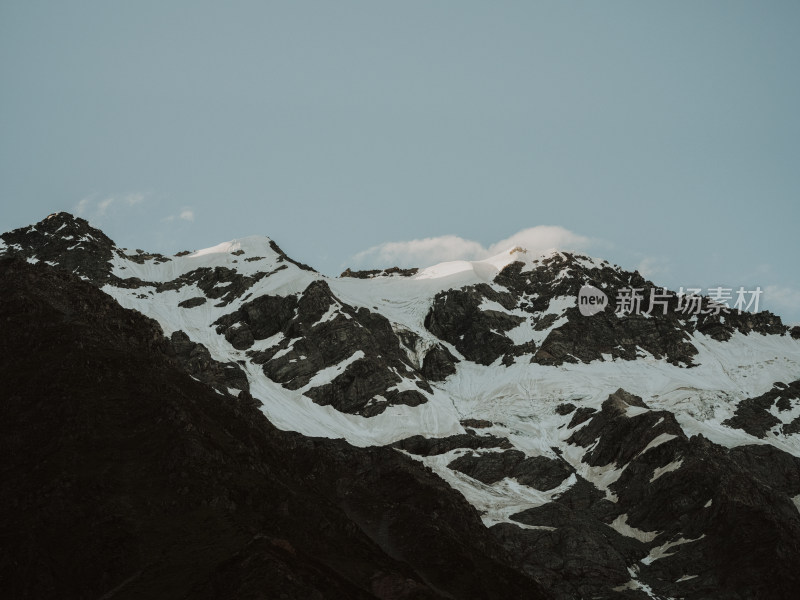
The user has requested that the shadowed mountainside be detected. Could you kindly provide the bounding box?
[0,257,547,600]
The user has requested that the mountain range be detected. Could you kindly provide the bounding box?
[2,212,800,599]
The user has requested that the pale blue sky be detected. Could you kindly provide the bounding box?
[2,1,799,321]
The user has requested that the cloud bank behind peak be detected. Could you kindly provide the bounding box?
[351,226,595,269]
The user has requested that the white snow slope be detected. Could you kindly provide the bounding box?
[93,237,800,535]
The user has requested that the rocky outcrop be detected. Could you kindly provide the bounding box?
[420,344,459,381]
[215,279,433,416]
[0,214,290,310]
[213,292,298,350]
[340,266,419,278]
[165,330,252,400]
[153,265,274,306]
[268,239,316,272]
[177,296,207,308]
[565,389,686,469]
[460,418,494,429]
[424,284,523,365]
[532,307,699,366]
[304,359,428,417]
[393,433,513,456]
[0,212,116,282]
[422,252,788,368]
[496,477,636,598]
[448,450,574,491]
[722,380,800,438]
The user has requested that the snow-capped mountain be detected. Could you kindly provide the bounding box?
[3,211,800,599]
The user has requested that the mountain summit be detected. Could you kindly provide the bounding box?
[2,213,800,599]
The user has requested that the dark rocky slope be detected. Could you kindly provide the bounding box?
[494,390,800,599]
[0,257,548,600]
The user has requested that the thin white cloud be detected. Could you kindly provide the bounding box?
[351,226,593,269]
[73,192,148,218]
[486,226,592,256]
[636,256,672,280]
[162,206,195,224]
[75,196,92,216]
[97,197,115,215]
[353,235,485,267]
[125,192,145,206]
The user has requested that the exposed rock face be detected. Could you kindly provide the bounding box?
[718,308,788,337]
[213,291,299,349]
[424,284,525,365]
[393,433,513,456]
[0,211,116,282]
[491,388,800,599]
[448,450,574,491]
[152,266,275,306]
[114,264,286,308]
[340,266,419,278]
[268,239,316,272]
[165,330,252,399]
[177,296,207,308]
[495,480,636,598]
[554,402,576,416]
[567,406,597,428]
[460,418,493,429]
[214,279,432,416]
[423,252,788,368]
[532,307,698,366]
[422,256,702,366]
[0,257,548,600]
[565,389,686,468]
[420,344,459,381]
[723,380,800,437]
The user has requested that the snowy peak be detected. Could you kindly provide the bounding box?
[413,246,534,282]
[107,234,314,286]
[0,213,303,300]
[0,212,117,281]
[385,247,608,285]
[187,236,276,259]
[423,247,790,369]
